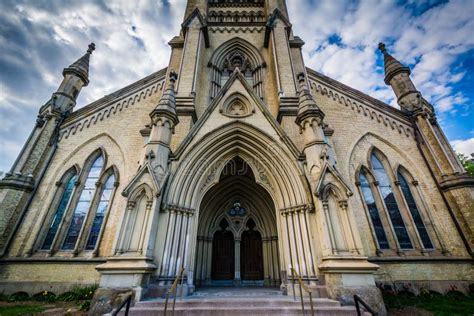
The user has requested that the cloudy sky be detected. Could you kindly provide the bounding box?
[0,0,473,173]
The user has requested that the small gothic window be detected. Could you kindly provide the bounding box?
[41,174,77,250]
[371,154,412,249]
[85,173,115,250]
[62,155,104,250]
[398,172,433,249]
[359,172,390,249]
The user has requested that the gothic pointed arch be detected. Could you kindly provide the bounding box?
[208,37,266,98]
[166,121,310,211]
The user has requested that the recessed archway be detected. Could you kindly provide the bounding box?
[195,157,280,287]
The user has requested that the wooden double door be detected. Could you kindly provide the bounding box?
[211,229,263,281]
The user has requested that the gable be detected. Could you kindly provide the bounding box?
[173,69,301,160]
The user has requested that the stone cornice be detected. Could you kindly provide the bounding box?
[208,26,265,33]
[58,68,167,141]
[306,68,415,138]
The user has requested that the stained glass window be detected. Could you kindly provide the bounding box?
[62,155,104,250]
[85,174,115,250]
[359,172,390,249]
[371,154,412,249]
[41,175,77,250]
[398,172,433,249]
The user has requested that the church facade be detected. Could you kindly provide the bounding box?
[0,0,473,311]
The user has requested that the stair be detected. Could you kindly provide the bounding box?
[119,297,366,315]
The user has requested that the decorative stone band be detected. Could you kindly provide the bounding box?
[307,72,415,139]
[166,204,196,216]
[280,204,314,216]
[208,26,265,34]
[59,70,166,141]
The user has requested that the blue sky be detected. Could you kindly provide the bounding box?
[0,0,473,173]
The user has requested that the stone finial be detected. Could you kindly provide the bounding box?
[169,71,178,83]
[378,42,386,54]
[87,43,96,54]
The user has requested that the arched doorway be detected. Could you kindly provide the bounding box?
[195,157,280,287]
[211,219,235,280]
[241,218,263,281]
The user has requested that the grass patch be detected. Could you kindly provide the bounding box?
[0,304,44,316]
[384,291,474,316]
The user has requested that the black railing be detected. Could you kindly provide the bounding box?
[111,293,132,316]
[354,295,377,316]
[164,268,185,316]
[291,268,315,316]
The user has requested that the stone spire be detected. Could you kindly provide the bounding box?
[150,71,179,127]
[63,43,95,86]
[378,43,423,112]
[378,43,411,85]
[295,72,324,126]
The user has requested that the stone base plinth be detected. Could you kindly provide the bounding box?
[319,256,387,315]
[95,255,156,301]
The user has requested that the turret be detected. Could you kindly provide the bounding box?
[50,43,95,115]
[0,43,95,257]
[379,42,428,113]
[378,43,474,255]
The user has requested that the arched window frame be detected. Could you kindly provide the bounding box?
[208,38,266,100]
[59,149,107,253]
[394,166,435,252]
[36,165,80,253]
[368,149,414,252]
[355,166,392,254]
[37,148,119,256]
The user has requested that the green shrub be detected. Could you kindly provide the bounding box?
[33,291,56,302]
[56,284,98,302]
[9,292,29,302]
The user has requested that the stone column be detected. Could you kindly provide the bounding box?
[234,238,241,285]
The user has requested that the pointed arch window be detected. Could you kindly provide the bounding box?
[398,172,433,249]
[85,173,115,250]
[371,154,412,249]
[62,155,104,250]
[41,174,77,250]
[359,172,389,249]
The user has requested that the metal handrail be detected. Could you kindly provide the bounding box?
[111,293,132,316]
[291,268,314,316]
[164,267,185,316]
[354,295,377,316]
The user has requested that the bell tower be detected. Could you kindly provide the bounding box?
[0,44,95,257]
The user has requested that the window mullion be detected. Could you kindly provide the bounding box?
[73,181,103,255]
[372,181,404,254]
[91,179,119,257]
[356,181,384,255]
[31,180,65,254]
[51,179,82,254]
[394,180,425,252]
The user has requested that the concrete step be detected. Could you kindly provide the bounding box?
[135,297,341,308]
[114,297,370,316]
[123,305,361,315]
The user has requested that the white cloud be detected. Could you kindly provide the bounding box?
[451,138,474,156]
[0,0,472,173]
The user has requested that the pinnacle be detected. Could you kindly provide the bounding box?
[62,42,95,86]
[377,42,410,84]
[295,72,324,126]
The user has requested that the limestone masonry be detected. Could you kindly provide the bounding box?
[0,1,473,314]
